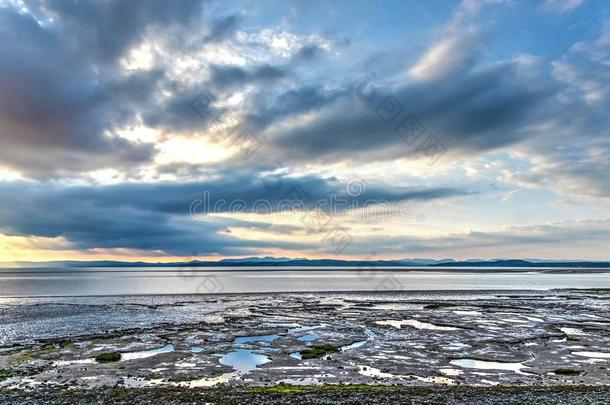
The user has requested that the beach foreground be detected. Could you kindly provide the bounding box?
[1,290,609,403]
[1,384,610,404]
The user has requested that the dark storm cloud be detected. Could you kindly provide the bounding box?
[203,14,241,43]
[209,64,287,88]
[291,44,324,62]
[32,0,206,63]
[265,61,553,163]
[0,176,468,254]
[245,85,347,131]
[0,1,210,177]
[44,174,468,215]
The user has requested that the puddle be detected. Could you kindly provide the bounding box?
[503,318,531,324]
[341,340,367,351]
[450,358,529,374]
[572,351,610,359]
[54,358,95,366]
[234,334,279,344]
[288,325,324,334]
[453,310,482,316]
[357,365,454,384]
[445,342,470,351]
[372,303,424,310]
[297,334,317,342]
[376,319,459,331]
[341,329,375,351]
[191,347,204,353]
[219,349,271,373]
[559,327,585,336]
[90,343,120,351]
[292,328,374,360]
[121,344,175,361]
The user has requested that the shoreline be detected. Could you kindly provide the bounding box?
[2,287,610,300]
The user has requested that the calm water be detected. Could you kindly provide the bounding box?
[0,267,609,297]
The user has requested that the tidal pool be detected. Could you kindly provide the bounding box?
[572,351,610,359]
[376,319,459,331]
[120,344,175,361]
[219,349,271,373]
[559,327,585,336]
[234,334,279,344]
[450,358,529,374]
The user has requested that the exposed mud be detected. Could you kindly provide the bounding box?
[1,290,609,389]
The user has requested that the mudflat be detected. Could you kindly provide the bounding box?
[1,290,609,402]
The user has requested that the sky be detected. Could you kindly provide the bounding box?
[0,0,609,262]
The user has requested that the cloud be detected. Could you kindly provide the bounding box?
[408,29,484,81]
[209,63,287,88]
[244,85,347,132]
[552,23,610,106]
[0,2,212,176]
[1,0,609,261]
[349,219,610,259]
[0,176,467,255]
[29,0,206,63]
[291,44,325,62]
[263,58,551,164]
[543,0,585,14]
[508,25,610,200]
[203,14,241,43]
[0,1,248,178]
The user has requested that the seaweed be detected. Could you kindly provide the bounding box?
[95,352,121,363]
[299,344,340,359]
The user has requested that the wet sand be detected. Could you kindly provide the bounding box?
[1,290,609,402]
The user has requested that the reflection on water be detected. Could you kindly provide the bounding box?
[356,365,455,384]
[297,334,317,342]
[450,358,529,374]
[376,319,459,331]
[55,344,176,366]
[1,267,609,297]
[121,344,175,361]
[559,327,585,336]
[234,334,279,344]
[219,349,271,373]
[572,351,610,359]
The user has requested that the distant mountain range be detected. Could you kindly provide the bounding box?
[2,258,610,268]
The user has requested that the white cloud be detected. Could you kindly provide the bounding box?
[409,29,483,81]
[552,25,610,106]
[543,0,585,14]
